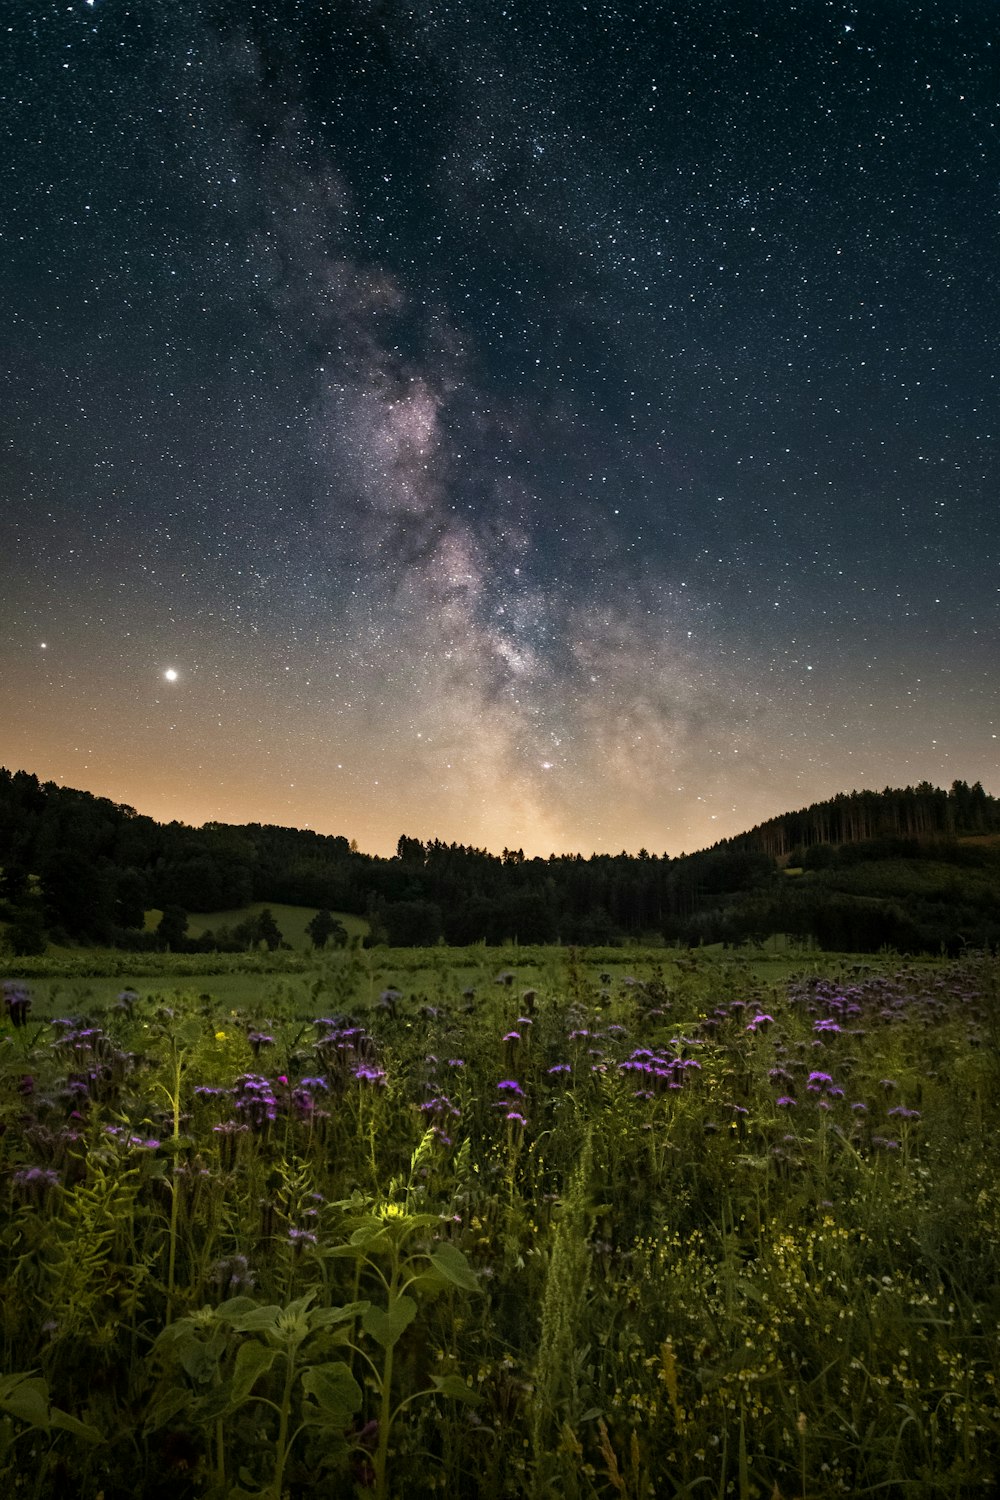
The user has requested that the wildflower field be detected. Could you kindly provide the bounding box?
[1,947,998,1498]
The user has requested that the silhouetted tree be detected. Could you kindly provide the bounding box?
[157,905,189,951]
[307,908,347,948]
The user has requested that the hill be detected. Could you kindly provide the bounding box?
[1,767,998,956]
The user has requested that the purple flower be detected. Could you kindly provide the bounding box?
[497,1079,524,1096]
[505,1111,527,1126]
[776,1096,796,1108]
[887,1106,921,1120]
[211,1253,256,1292]
[11,1166,60,1202]
[232,1074,278,1129]
[4,983,32,1027]
[420,1095,460,1119]
[354,1065,387,1086]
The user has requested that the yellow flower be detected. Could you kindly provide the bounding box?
[215,1031,227,1041]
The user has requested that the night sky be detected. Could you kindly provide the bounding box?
[2,1,998,858]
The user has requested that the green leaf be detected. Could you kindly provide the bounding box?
[362,1296,417,1349]
[349,1220,390,1249]
[144,1387,190,1433]
[300,1362,363,1426]
[223,1303,283,1335]
[214,1296,261,1321]
[430,1374,481,1406]
[0,1375,103,1442]
[178,1338,224,1384]
[308,1300,369,1331]
[426,1243,480,1293]
[48,1407,104,1443]
[398,1211,443,1232]
[0,1374,50,1429]
[229,1341,277,1406]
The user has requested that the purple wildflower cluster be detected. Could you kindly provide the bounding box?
[191,1018,391,1154]
[313,1021,382,1083]
[618,1047,703,1097]
[3,981,32,1028]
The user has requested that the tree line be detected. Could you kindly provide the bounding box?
[1,768,999,956]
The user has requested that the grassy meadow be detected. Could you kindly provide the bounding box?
[143,904,373,952]
[1,939,998,1497]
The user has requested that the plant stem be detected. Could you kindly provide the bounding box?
[270,1345,297,1500]
[373,1341,395,1500]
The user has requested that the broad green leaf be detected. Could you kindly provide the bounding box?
[48,1407,104,1443]
[308,1300,369,1331]
[215,1296,261,1321]
[300,1362,363,1425]
[178,1339,223,1384]
[223,1303,283,1335]
[0,1375,50,1428]
[430,1374,482,1406]
[397,1211,443,1232]
[144,1388,190,1433]
[427,1243,480,1293]
[349,1221,390,1249]
[230,1341,277,1405]
[362,1296,417,1349]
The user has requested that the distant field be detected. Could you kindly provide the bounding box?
[144,902,370,949]
[4,938,945,1020]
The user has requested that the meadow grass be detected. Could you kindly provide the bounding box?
[143,904,372,951]
[1,946,997,1497]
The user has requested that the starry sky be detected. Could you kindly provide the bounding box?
[2,0,998,858]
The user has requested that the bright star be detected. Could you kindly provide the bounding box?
[164,668,179,682]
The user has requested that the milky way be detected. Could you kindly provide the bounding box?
[2,2,997,855]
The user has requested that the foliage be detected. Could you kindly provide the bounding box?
[0,946,998,1495]
[5,766,1000,953]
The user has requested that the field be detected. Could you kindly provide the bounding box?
[1,944,998,1498]
[143,905,373,952]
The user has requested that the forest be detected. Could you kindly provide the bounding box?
[1,768,999,957]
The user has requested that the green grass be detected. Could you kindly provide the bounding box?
[1,948,998,1496]
[4,940,949,1019]
[143,902,370,949]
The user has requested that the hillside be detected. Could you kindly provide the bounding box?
[1,767,998,956]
